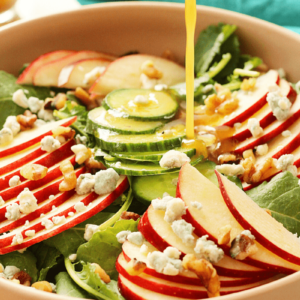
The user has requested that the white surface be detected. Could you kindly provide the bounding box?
[15,0,80,19]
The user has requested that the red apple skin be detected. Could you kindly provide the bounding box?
[234,107,300,155]
[215,170,300,266]
[0,156,76,201]
[221,74,279,127]
[122,249,272,286]
[233,81,297,142]
[0,116,77,159]
[118,277,145,300]
[17,50,76,84]
[0,139,75,190]
[0,177,129,253]
[0,168,85,233]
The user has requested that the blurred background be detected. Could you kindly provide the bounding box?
[1,0,300,34]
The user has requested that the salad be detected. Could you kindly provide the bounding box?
[0,22,300,300]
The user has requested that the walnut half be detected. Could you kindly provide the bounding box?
[230,233,258,260]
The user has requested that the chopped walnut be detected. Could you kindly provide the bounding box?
[91,263,111,283]
[217,98,239,115]
[16,110,37,131]
[20,164,48,181]
[230,233,258,260]
[204,94,224,114]
[44,93,67,110]
[141,60,163,80]
[182,254,220,298]
[218,153,237,164]
[251,157,278,183]
[59,160,77,192]
[241,78,257,91]
[75,87,97,110]
[85,156,106,171]
[12,271,31,286]
[120,211,140,221]
[52,126,75,141]
[31,281,53,292]
[242,149,256,163]
[125,258,147,276]
[240,158,256,184]
[217,225,232,245]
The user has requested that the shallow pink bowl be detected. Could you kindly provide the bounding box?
[0,2,300,300]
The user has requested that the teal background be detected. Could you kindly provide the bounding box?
[77,0,300,34]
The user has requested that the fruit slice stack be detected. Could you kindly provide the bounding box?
[116,163,300,299]
[0,117,129,254]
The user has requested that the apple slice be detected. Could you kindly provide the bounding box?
[232,79,296,142]
[17,50,76,84]
[0,156,75,202]
[0,175,128,253]
[0,139,75,190]
[234,94,300,155]
[216,171,300,266]
[177,163,300,273]
[0,168,84,233]
[33,51,115,87]
[221,70,279,127]
[118,256,280,299]
[89,54,186,96]
[139,205,278,277]
[0,117,76,159]
[122,241,273,285]
[58,58,111,89]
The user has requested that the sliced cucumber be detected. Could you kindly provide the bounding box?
[109,147,196,162]
[103,89,179,120]
[131,160,217,205]
[104,156,203,176]
[87,107,164,135]
[90,121,186,152]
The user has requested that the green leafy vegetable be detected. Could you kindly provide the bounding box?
[0,250,38,282]
[0,71,51,128]
[238,55,263,70]
[246,172,300,236]
[44,210,118,257]
[29,242,62,281]
[77,219,138,280]
[194,23,237,76]
[65,259,124,300]
[56,272,90,298]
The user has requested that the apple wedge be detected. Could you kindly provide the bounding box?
[0,117,76,159]
[177,163,300,273]
[221,70,279,127]
[0,156,75,201]
[17,50,76,84]
[118,257,280,299]
[0,139,75,190]
[216,171,300,266]
[33,51,115,87]
[0,176,128,253]
[89,54,186,96]
[58,58,111,89]
[122,241,273,285]
[234,94,300,155]
[0,168,84,233]
[232,79,296,142]
[139,205,278,277]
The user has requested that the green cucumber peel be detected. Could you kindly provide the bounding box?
[233,68,260,77]
[207,53,232,78]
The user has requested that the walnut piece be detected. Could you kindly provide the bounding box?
[120,211,140,221]
[75,87,97,110]
[217,225,232,245]
[125,258,147,276]
[31,281,53,292]
[16,110,37,131]
[20,164,48,181]
[182,254,220,298]
[59,160,77,192]
[230,234,258,260]
[12,271,31,286]
[91,263,111,283]
[141,60,163,80]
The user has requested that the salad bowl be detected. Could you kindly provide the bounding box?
[0,2,300,300]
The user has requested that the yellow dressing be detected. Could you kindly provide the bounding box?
[185,0,196,139]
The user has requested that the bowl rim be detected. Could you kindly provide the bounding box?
[0,2,300,299]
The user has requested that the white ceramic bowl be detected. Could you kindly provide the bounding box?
[0,2,300,300]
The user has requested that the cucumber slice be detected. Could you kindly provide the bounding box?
[87,107,164,135]
[104,156,203,176]
[131,160,217,204]
[104,89,179,120]
[109,147,196,162]
[90,121,186,152]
